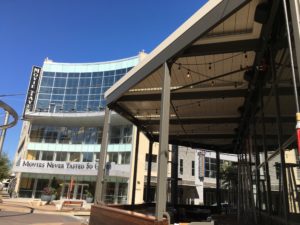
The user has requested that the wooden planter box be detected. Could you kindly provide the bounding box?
[89,204,168,225]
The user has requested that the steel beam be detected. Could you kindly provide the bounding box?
[152,133,291,140]
[118,87,297,103]
[181,39,261,57]
[95,107,111,204]
[131,128,140,205]
[143,115,294,125]
[155,62,171,220]
[146,141,153,203]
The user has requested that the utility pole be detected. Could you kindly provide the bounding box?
[0,111,9,156]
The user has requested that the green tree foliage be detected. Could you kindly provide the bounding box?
[0,155,11,181]
[220,162,238,189]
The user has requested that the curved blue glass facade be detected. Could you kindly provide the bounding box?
[35,56,139,112]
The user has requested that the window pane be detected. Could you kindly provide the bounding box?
[69,152,80,162]
[41,151,54,161]
[82,152,93,162]
[56,152,67,161]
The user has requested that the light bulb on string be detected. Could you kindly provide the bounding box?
[209,62,212,70]
[211,80,215,86]
[244,51,248,59]
[187,69,191,78]
[178,63,181,70]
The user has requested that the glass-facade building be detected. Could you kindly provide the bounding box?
[13,55,140,203]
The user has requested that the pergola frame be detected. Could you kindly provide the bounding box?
[92,0,300,225]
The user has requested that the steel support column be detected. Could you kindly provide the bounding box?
[155,62,171,220]
[146,141,153,203]
[216,150,221,211]
[237,154,241,224]
[95,107,111,204]
[260,85,273,215]
[171,145,178,207]
[131,128,140,205]
[271,49,289,224]
[254,125,262,213]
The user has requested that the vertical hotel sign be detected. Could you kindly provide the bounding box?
[23,66,41,115]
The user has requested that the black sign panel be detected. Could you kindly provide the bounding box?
[23,66,41,115]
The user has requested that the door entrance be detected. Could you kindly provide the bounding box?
[61,183,89,199]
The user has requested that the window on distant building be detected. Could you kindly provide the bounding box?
[205,157,216,178]
[192,160,195,176]
[122,125,132,143]
[56,152,67,161]
[120,152,131,164]
[30,126,45,142]
[44,127,58,143]
[41,151,54,161]
[109,126,121,144]
[145,154,158,163]
[180,159,183,175]
[26,150,40,160]
[69,152,80,162]
[82,152,93,162]
[107,152,118,164]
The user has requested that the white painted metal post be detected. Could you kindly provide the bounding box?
[155,62,171,220]
[0,111,9,156]
[95,107,111,204]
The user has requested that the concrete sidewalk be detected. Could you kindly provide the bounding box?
[0,198,90,225]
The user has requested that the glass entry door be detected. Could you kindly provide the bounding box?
[61,183,89,199]
[74,184,89,200]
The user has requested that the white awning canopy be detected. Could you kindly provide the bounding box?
[104,0,297,153]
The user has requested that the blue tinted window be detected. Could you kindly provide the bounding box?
[79,78,91,87]
[104,70,115,76]
[54,78,66,87]
[66,78,79,87]
[65,88,77,95]
[35,66,133,113]
[41,77,54,87]
[52,88,65,94]
[90,88,101,94]
[38,94,51,100]
[78,88,89,95]
[39,87,52,94]
[92,72,103,78]
[77,95,88,101]
[68,73,80,78]
[43,72,55,77]
[52,95,64,101]
[55,72,67,78]
[81,73,91,78]
[103,76,114,86]
[91,77,102,87]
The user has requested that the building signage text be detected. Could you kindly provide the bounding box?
[23,66,41,115]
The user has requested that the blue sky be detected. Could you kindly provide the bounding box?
[0,0,206,160]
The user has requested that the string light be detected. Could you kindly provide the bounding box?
[244,51,248,59]
[209,62,212,70]
[178,63,181,70]
[211,80,215,86]
[187,69,191,78]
